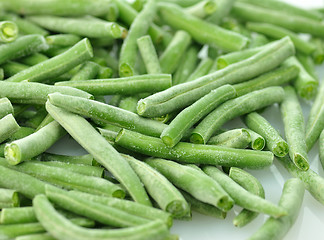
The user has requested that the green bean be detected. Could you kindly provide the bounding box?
[229,167,265,227]
[233,65,299,97]
[180,190,226,219]
[30,160,104,178]
[137,35,161,74]
[246,22,316,55]
[45,34,82,48]
[116,129,274,169]
[158,2,248,52]
[70,61,100,81]
[35,115,54,131]
[245,129,265,151]
[145,158,234,211]
[296,52,317,80]
[47,93,166,137]
[173,46,198,85]
[28,16,126,40]
[0,114,20,144]
[203,166,287,218]
[18,53,49,66]
[0,217,94,239]
[45,185,148,227]
[137,37,294,117]
[244,112,288,157]
[24,107,47,129]
[281,86,309,171]
[0,188,20,208]
[34,194,169,240]
[124,154,190,218]
[248,178,305,240]
[56,74,171,96]
[206,0,235,24]
[0,207,37,224]
[185,0,217,18]
[320,130,324,170]
[191,86,285,144]
[220,17,252,37]
[4,121,66,165]
[118,96,139,113]
[15,233,55,240]
[0,81,93,105]
[216,47,259,69]
[277,155,324,205]
[0,13,49,36]
[305,82,324,151]
[0,0,119,17]
[1,61,29,78]
[161,85,236,147]
[232,2,324,37]
[6,38,93,83]
[187,57,214,82]
[66,190,173,228]
[208,128,251,149]
[238,0,323,21]
[0,21,18,43]
[159,30,192,74]
[311,38,324,64]
[40,153,98,166]
[0,98,14,119]
[45,102,151,206]
[0,34,48,65]
[119,0,156,77]
[0,163,48,199]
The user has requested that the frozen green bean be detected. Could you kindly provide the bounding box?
[296,52,317,79]
[0,21,19,43]
[311,38,324,64]
[281,86,309,171]
[0,114,20,143]
[1,61,29,78]
[0,98,14,119]
[116,129,274,169]
[185,0,217,18]
[0,188,20,208]
[206,0,235,24]
[18,53,49,66]
[137,35,161,74]
[245,129,265,151]
[70,61,100,81]
[191,86,285,144]
[0,207,37,224]
[40,153,97,166]
[208,128,251,149]
[187,58,214,82]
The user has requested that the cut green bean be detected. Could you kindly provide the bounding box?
[187,57,214,82]
[67,190,173,228]
[248,33,269,48]
[206,0,235,24]
[0,34,48,65]
[296,52,317,79]
[229,167,265,227]
[70,61,100,81]
[185,0,217,18]
[4,121,66,165]
[244,112,288,157]
[246,22,316,55]
[45,34,82,48]
[248,178,305,240]
[0,13,48,36]
[28,16,126,39]
[203,166,287,218]
[173,46,198,85]
[6,38,93,83]
[0,188,20,208]
[216,47,259,69]
[145,158,234,211]
[320,130,324,170]
[191,86,285,144]
[0,98,14,119]
[161,85,236,147]
[1,61,29,78]
[232,2,324,37]
[48,93,166,137]
[124,154,190,218]
[281,86,309,171]
[40,153,97,166]
[0,81,93,105]
[0,114,20,143]
[46,102,151,206]
[118,96,139,113]
[119,0,156,77]
[45,185,147,227]
[158,2,248,52]
[137,37,294,117]
[56,74,171,95]
[233,65,299,97]
[18,53,49,66]
[305,82,324,151]
[208,128,251,149]
[159,30,192,74]
[0,207,37,224]
[311,38,324,64]
[137,35,161,74]
[245,129,265,151]
[0,21,19,43]
[33,194,169,240]
[116,129,274,169]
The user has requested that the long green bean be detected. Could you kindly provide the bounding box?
[45,102,151,206]
[158,2,248,52]
[281,86,309,171]
[203,166,287,218]
[0,114,20,144]
[137,35,161,74]
[116,129,274,169]
[145,158,234,211]
[137,37,294,117]
[191,86,285,144]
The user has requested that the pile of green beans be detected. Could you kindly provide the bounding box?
[0,0,323,239]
